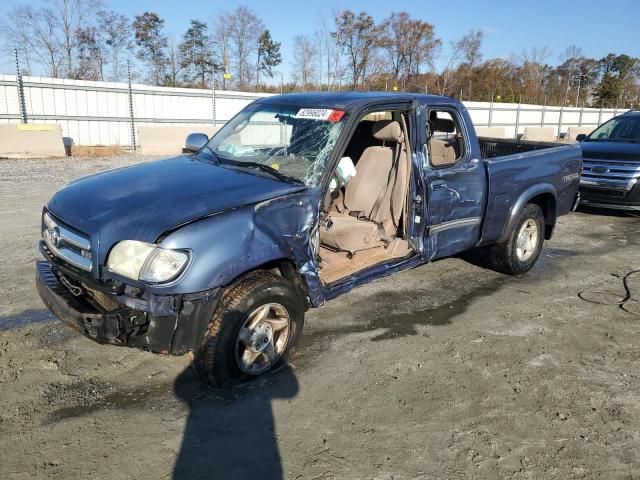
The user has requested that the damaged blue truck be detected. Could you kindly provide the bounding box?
[36,92,582,386]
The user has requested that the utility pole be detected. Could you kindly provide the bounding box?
[575,74,582,107]
[212,72,217,127]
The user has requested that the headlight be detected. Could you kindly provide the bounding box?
[107,240,189,283]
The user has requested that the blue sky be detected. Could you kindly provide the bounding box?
[2,0,639,80]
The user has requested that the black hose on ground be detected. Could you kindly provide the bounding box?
[578,269,640,315]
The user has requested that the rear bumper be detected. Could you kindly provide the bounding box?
[36,260,220,354]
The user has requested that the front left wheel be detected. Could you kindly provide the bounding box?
[194,271,305,387]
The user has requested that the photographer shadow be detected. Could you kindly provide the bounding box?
[173,364,299,480]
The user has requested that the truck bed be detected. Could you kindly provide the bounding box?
[479,137,560,159]
[478,139,582,245]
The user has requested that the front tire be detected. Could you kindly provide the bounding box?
[486,203,545,275]
[194,271,305,387]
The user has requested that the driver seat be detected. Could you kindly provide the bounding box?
[320,120,406,254]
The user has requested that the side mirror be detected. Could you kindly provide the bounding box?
[576,134,587,142]
[183,133,209,153]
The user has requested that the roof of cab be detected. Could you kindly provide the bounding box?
[255,91,461,111]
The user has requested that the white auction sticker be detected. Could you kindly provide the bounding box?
[295,108,344,122]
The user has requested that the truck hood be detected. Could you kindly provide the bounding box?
[47,155,306,257]
[580,141,640,161]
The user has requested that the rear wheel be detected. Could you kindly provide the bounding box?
[486,203,545,275]
[194,271,305,387]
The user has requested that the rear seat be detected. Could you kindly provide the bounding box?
[428,117,459,166]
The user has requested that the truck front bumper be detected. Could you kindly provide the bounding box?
[36,260,220,355]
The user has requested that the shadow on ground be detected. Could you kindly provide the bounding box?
[0,309,54,331]
[173,365,299,480]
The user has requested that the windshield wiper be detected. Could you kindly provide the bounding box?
[198,145,220,164]
[243,162,305,185]
[218,158,304,185]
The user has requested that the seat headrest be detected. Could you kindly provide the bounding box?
[431,118,455,134]
[372,120,402,142]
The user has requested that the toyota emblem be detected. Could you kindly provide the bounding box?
[50,227,61,248]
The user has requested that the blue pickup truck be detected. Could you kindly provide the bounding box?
[578,110,640,211]
[36,92,581,386]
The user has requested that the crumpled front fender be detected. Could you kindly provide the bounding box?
[148,187,324,304]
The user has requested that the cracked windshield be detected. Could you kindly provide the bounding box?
[205,104,347,185]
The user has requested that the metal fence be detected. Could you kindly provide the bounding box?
[464,100,623,139]
[0,73,625,147]
[0,73,266,148]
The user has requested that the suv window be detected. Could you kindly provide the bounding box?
[589,115,640,143]
[427,110,465,167]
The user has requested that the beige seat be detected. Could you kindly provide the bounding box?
[428,117,459,166]
[430,138,457,166]
[320,120,407,254]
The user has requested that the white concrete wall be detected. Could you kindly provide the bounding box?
[0,75,267,147]
[0,74,627,147]
[463,101,621,139]
[0,123,66,158]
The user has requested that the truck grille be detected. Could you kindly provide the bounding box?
[42,212,93,272]
[580,158,640,192]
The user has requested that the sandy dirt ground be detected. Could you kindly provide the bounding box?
[1,156,639,479]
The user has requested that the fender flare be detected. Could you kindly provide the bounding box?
[499,183,557,242]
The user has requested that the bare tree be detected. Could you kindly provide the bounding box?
[381,12,440,89]
[7,5,63,77]
[52,0,100,77]
[212,13,232,89]
[291,34,318,90]
[432,40,464,96]
[457,29,484,98]
[97,10,132,82]
[1,6,38,74]
[165,37,182,87]
[519,46,552,103]
[558,45,584,105]
[316,10,344,90]
[334,10,383,89]
[226,6,264,89]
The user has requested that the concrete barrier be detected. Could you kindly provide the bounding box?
[522,127,557,142]
[564,127,594,142]
[475,126,507,138]
[0,124,66,158]
[137,125,221,155]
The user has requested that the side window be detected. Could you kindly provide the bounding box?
[427,110,465,167]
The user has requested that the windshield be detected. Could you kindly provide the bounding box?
[589,115,640,143]
[204,103,348,185]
